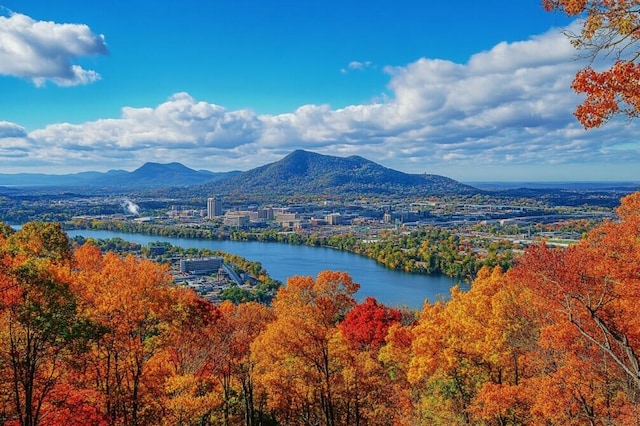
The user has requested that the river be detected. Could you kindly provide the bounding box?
[66,229,462,309]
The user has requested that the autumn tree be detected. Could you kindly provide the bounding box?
[252,271,359,426]
[157,299,276,426]
[330,333,404,426]
[408,267,541,425]
[70,244,180,426]
[514,192,640,422]
[217,301,275,426]
[543,0,640,127]
[338,296,401,352]
[0,223,101,426]
[377,322,418,425]
[333,298,407,425]
[145,290,223,426]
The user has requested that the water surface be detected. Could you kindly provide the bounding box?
[67,229,463,309]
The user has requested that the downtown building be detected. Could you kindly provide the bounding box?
[207,197,223,219]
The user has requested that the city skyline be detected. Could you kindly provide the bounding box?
[1,1,638,182]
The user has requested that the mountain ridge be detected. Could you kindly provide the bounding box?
[0,150,476,198]
[0,163,237,188]
[201,150,477,198]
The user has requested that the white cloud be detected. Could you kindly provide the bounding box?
[0,121,27,138]
[6,25,639,180]
[341,60,374,74]
[27,93,263,168]
[0,121,35,162]
[0,11,107,86]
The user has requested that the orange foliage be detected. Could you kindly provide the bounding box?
[69,243,196,425]
[512,192,640,424]
[409,266,541,424]
[252,271,359,426]
[573,61,640,128]
[0,223,87,426]
[5,191,640,425]
[543,0,640,127]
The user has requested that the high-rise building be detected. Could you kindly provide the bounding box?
[207,197,223,219]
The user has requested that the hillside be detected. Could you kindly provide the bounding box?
[1,151,476,199]
[3,193,640,424]
[0,169,127,187]
[204,150,477,199]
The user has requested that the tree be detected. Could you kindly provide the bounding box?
[408,267,540,425]
[543,0,640,127]
[514,192,640,422]
[252,271,359,426]
[159,299,276,426]
[330,333,405,426]
[0,222,14,242]
[338,297,401,352]
[0,223,99,426]
[71,244,179,425]
[377,322,417,425]
[334,298,407,425]
[147,290,223,426]
[215,301,275,426]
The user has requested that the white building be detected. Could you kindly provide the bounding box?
[207,197,223,218]
[224,212,250,228]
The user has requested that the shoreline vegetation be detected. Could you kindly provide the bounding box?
[65,218,517,281]
[69,235,283,306]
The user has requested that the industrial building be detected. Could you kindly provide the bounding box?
[179,257,223,275]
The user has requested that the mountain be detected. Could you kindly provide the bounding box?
[0,170,127,187]
[0,163,239,189]
[203,150,477,199]
[0,152,475,198]
[95,162,230,187]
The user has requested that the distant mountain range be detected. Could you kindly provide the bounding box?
[0,162,238,188]
[0,150,476,197]
[2,150,638,206]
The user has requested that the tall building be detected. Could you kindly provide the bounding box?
[207,197,223,219]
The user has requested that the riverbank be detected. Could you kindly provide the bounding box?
[66,228,462,309]
[67,218,515,280]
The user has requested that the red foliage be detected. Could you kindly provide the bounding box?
[339,297,402,351]
[573,61,640,128]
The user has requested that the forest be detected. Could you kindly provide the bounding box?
[0,191,639,425]
[4,0,640,423]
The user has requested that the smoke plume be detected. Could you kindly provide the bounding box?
[122,198,140,216]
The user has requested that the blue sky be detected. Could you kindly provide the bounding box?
[0,1,638,182]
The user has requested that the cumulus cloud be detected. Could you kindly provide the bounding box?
[28,93,263,168]
[0,121,35,163]
[9,24,640,180]
[0,10,107,86]
[0,121,27,138]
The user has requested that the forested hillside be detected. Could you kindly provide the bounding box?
[1,192,640,425]
[202,149,476,200]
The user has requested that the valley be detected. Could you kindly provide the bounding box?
[0,150,627,283]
